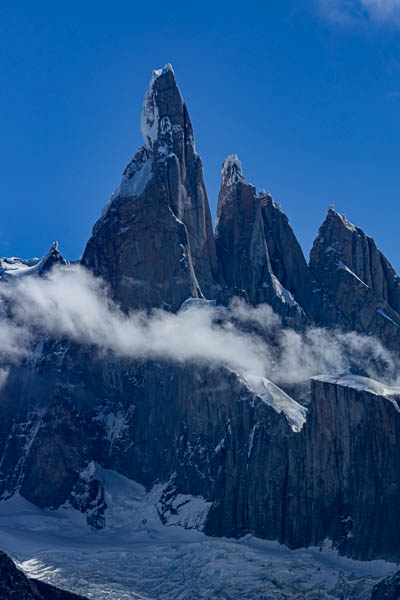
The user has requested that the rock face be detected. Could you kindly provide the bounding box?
[0,550,87,599]
[310,207,400,350]
[215,155,275,304]
[2,64,400,576]
[260,192,316,315]
[82,64,218,311]
[215,155,308,328]
[3,344,400,562]
[37,241,68,275]
[298,376,400,561]
[372,569,400,599]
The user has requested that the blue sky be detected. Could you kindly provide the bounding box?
[1,0,400,269]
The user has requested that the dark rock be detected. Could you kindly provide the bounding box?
[37,241,68,274]
[215,155,308,328]
[215,155,274,305]
[296,375,400,561]
[310,207,400,350]
[0,550,87,599]
[260,192,316,315]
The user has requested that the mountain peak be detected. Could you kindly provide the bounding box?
[221,154,247,187]
[140,62,184,150]
[325,206,358,233]
[38,241,67,274]
[83,65,218,310]
[152,63,174,78]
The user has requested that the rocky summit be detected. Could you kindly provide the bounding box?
[1,65,400,599]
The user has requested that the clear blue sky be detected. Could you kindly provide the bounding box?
[1,0,400,269]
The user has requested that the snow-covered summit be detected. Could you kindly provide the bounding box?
[221,154,249,187]
[140,63,180,149]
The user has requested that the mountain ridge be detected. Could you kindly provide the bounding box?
[1,63,400,599]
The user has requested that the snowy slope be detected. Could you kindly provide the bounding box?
[0,469,395,600]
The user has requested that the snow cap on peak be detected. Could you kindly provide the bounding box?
[140,63,179,149]
[221,154,247,187]
[152,63,174,79]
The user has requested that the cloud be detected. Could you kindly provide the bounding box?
[229,297,396,385]
[0,266,398,392]
[0,267,269,379]
[316,0,400,25]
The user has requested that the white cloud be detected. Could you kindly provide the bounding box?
[317,0,400,24]
[0,265,397,390]
[0,266,269,380]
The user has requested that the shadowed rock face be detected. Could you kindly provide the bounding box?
[215,155,274,304]
[0,550,87,599]
[215,155,309,329]
[299,376,400,561]
[38,242,68,275]
[260,193,316,315]
[3,345,400,562]
[82,64,218,311]
[310,207,400,350]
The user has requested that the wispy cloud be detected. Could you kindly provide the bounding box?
[0,266,397,393]
[317,0,400,25]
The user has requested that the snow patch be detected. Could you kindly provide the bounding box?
[179,297,216,312]
[96,411,129,455]
[140,64,174,149]
[377,308,399,327]
[101,147,153,216]
[243,374,307,432]
[162,494,212,530]
[247,423,260,458]
[221,154,251,187]
[272,274,298,307]
[336,261,368,287]
[312,374,400,405]
[119,157,152,199]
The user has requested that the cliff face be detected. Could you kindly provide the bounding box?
[1,65,400,574]
[260,192,316,314]
[81,64,218,312]
[310,207,400,350]
[3,342,400,562]
[215,155,272,305]
[215,155,309,329]
[300,376,400,561]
